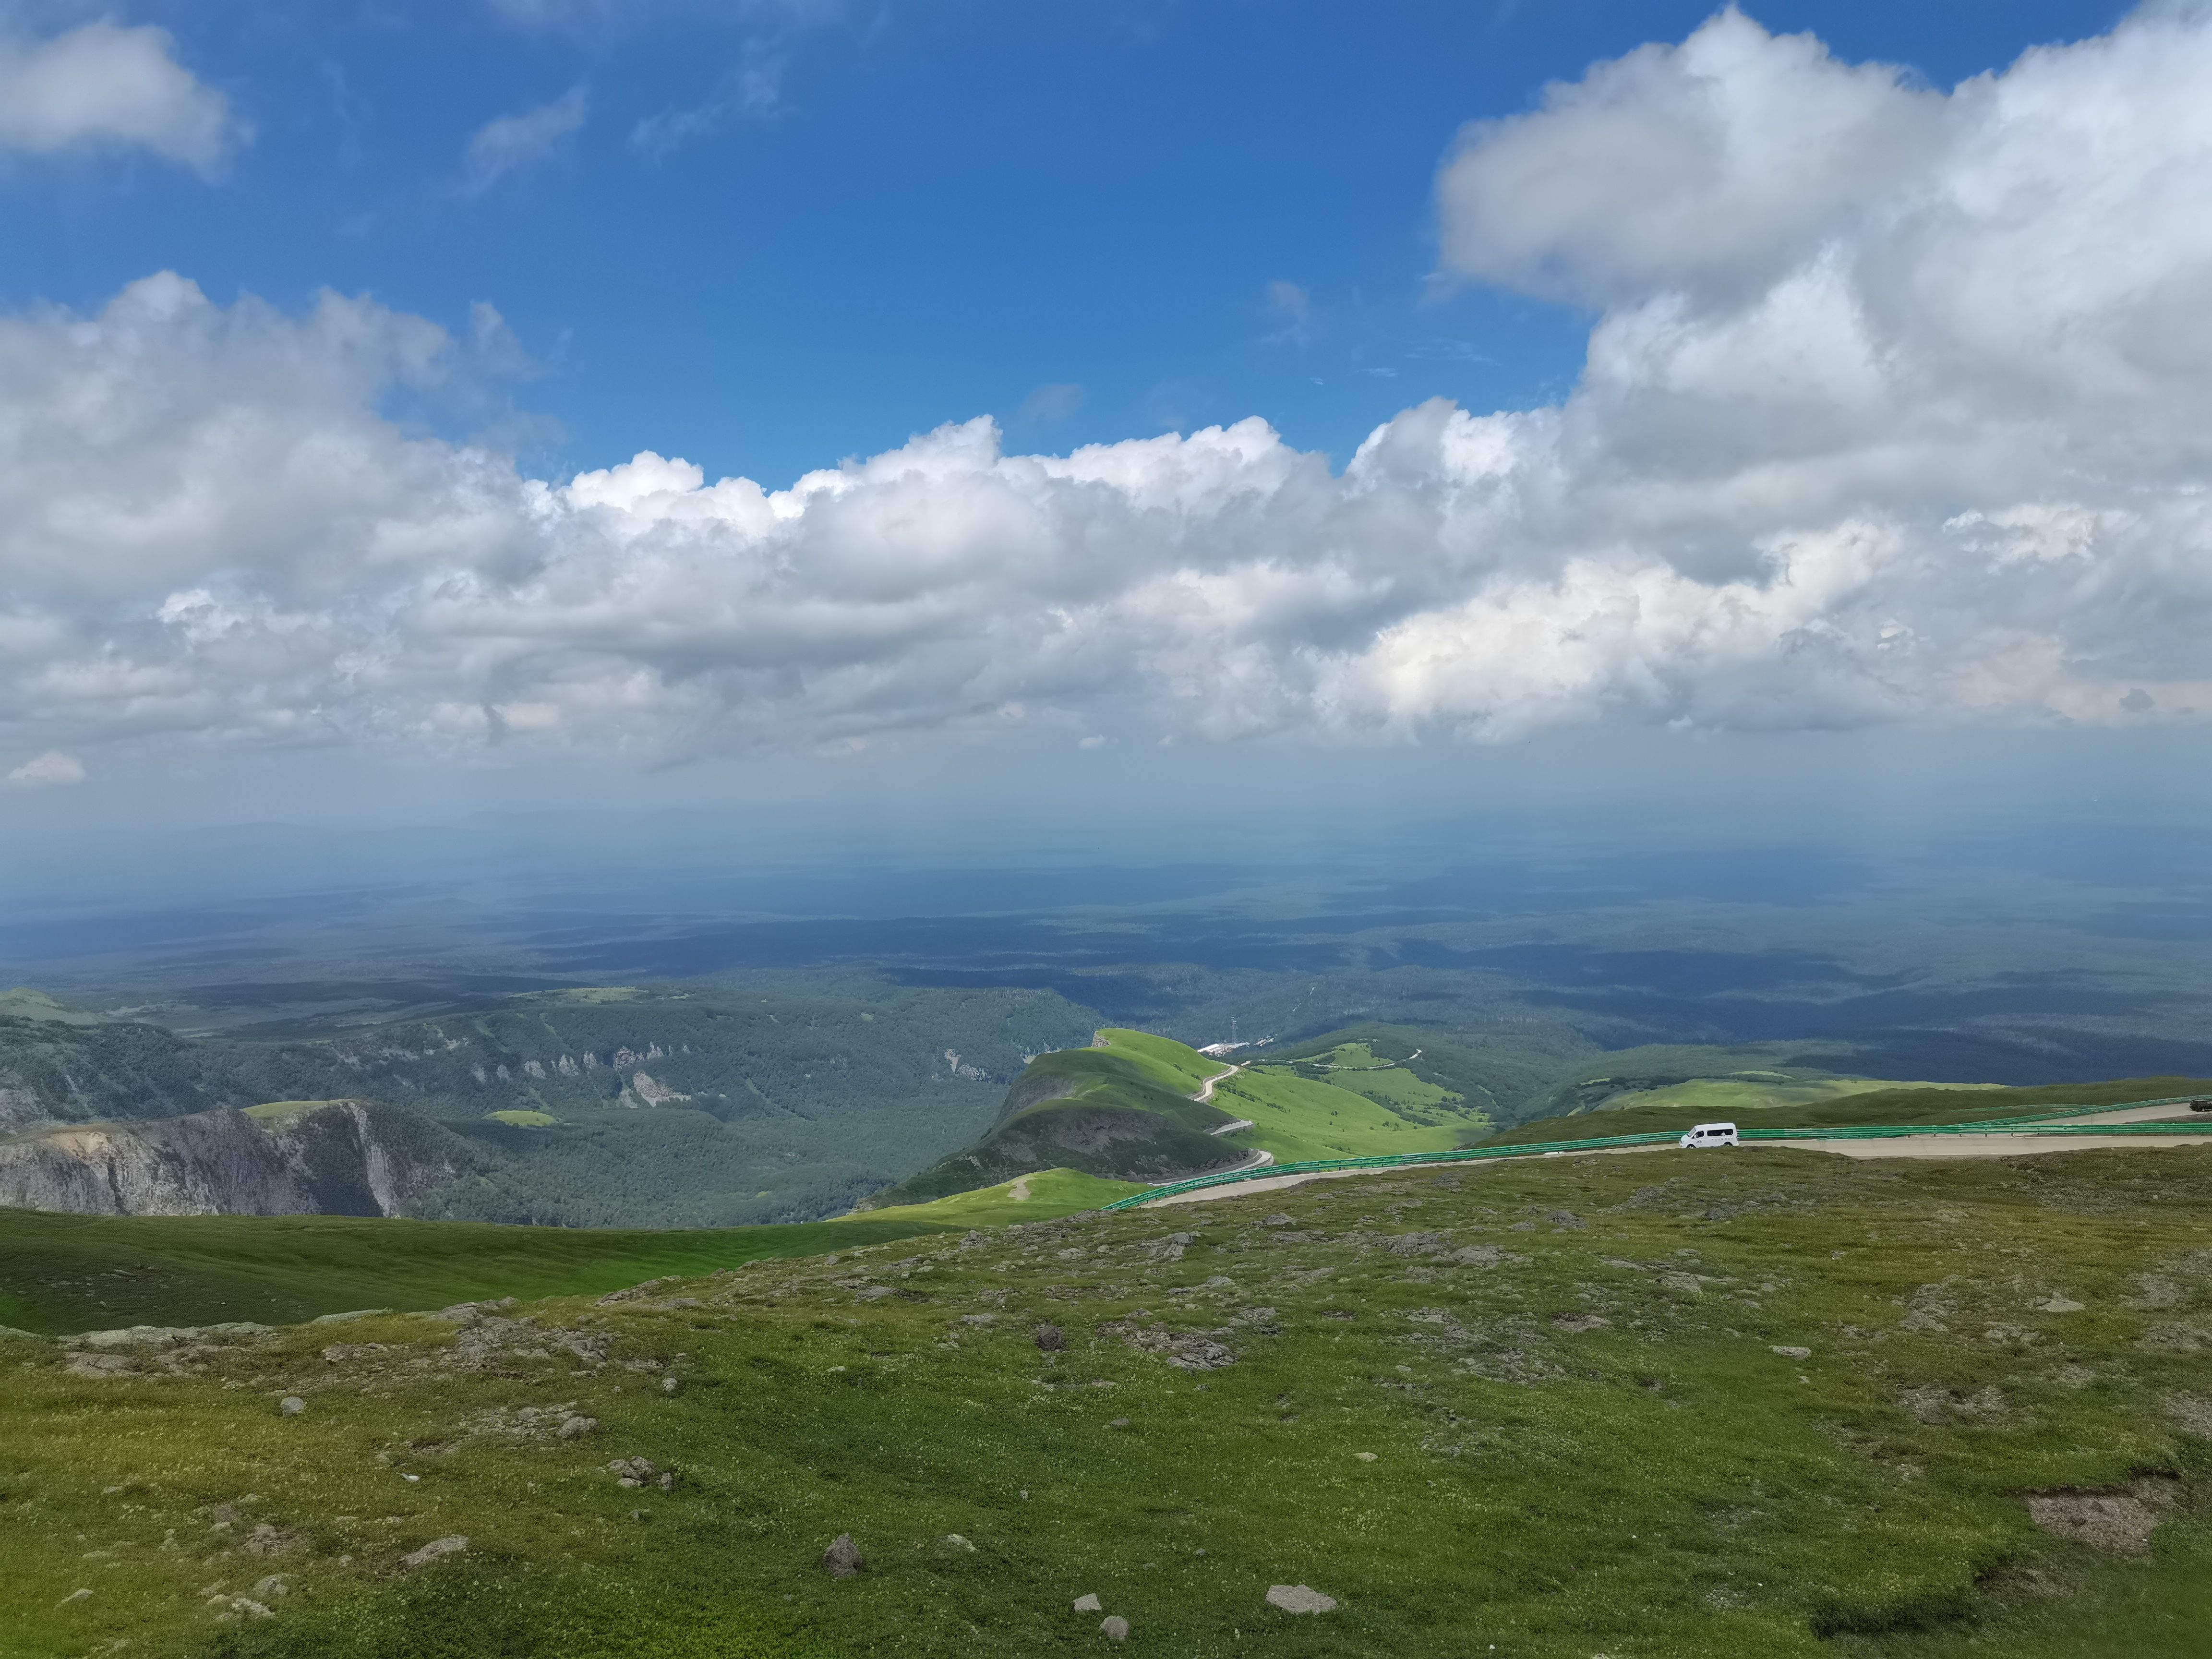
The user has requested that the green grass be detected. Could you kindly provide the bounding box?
[1612,1076,2001,1117]
[4,1145,2209,1657]
[485,1110,558,1128]
[1218,1061,1491,1162]
[240,1101,359,1122]
[1479,1075,2212,1148]
[0,1209,994,1337]
[847,1168,1144,1228]
[1092,1028,1224,1094]
[0,1173,1148,1338]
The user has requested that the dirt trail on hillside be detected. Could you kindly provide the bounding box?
[1193,1064,1242,1104]
[1140,1133,2212,1207]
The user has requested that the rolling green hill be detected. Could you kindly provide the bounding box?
[3,1145,2208,1657]
[866,1031,1250,1204]
[871,1029,1504,1204]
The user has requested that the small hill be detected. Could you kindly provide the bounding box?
[866,1031,1251,1204]
[867,1027,1504,1206]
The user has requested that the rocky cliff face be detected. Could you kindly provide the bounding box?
[0,1101,478,1217]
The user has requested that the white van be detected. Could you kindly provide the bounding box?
[1679,1121,1739,1150]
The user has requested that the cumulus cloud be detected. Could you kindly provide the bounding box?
[6,751,84,788]
[0,21,246,171]
[462,87,587,193]
[5,8,2212,766]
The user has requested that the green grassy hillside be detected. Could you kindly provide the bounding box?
[871,1030,1503,1205]
[0,1170,1137,1338]
[1266,1022,1568,1125]
[866,1032,1246,1204]
[3,1146,2209,1657]
[1479,1074,2212,1148]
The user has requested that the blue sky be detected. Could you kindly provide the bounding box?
[0,1,2129,485]
[9,0,2212,858]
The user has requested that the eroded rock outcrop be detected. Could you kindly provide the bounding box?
[0,1100,475,1217]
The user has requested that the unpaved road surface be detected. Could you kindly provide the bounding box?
[1194,1065,1242,1105]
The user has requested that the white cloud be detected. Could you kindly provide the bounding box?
[7,751,84,788]
[6,9,2212,765]
[0,21,246,171]
[463,87,587,193]
[1263,280,1317,348]
[1015,383,1084,427]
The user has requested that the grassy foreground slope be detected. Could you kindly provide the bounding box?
[0,1172,1125,1336]
[5,1146,2210,1658]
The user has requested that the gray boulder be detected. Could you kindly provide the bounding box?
[823,1534,865,1578]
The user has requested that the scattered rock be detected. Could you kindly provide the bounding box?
[1034,1323,1067,1352]
[400,1536,468,1570]
[557,1415,599,1439]
[309,1309,392,1324]
[2026,1479,2181,1554]
[1546,1210,1586,1230]
[59,1589,91,1606]
[1101,1615,1130,1640]
[1266,1584,1337,1614]
[1770,1346,1812,1361]
[1552,1314,1612,1334]
[855,1286,895,1302]
[822,1533,865,1578]
[252,1576,288,1599]
[2164,1393,2212,1437]
[939,1534,976,1552]
[244,1523,298,1557]
[1109,1417,1131,1429]
[1353,1452,1377,1462]
[1072,1592,1102,1612]
[607,1457,658,1484]
[279,1396,306,1417]
[1899,1385,2008,1425]
[1260,1214,1295,1228]
[2037,1296,2085,1314]
[434,1298,517,1322]
[660,1376,683,1395]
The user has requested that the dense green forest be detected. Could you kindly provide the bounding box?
[0,977,1099,1226]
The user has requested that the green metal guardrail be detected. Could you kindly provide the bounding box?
[1097,1095,2212,1211]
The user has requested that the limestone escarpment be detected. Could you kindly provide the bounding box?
[0,1101,477,1217]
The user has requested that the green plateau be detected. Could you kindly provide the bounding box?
[4,1144,2209,1658]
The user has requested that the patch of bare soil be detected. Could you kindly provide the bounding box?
[2023,1477,2183,1554]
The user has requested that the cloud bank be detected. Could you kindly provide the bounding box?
[0,20,246,171]
[7,6,2212,766]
